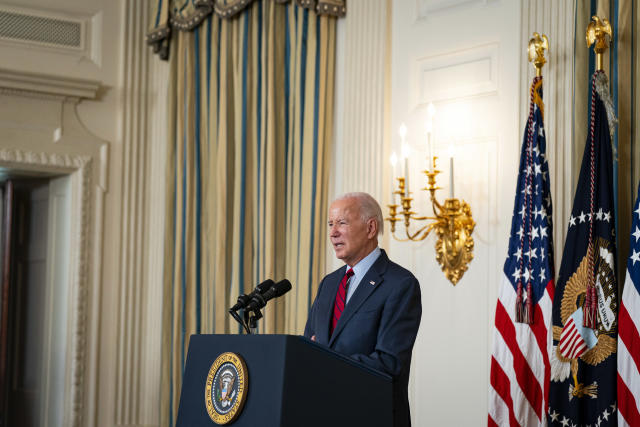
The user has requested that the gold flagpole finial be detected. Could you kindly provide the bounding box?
[586,16,612,71]
[528,32,549,77]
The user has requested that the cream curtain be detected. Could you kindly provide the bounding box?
[149,1,341,424]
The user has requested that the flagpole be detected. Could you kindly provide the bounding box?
[584,16,612,330]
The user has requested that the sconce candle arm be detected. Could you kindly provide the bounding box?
[406,221,441,241]
[409,214,440,221]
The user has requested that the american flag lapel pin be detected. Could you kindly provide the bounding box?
[369,280,376,286]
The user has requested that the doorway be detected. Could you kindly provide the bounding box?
[0,174,71,427]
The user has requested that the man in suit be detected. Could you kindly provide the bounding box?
[304,192,422,427]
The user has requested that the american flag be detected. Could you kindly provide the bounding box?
[489,77,554,426]
[618,182,640,426]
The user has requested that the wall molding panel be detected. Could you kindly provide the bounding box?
[519,0,575,269]
[416,0,492,20]
[411,43,498,108]
[0,67,100,99]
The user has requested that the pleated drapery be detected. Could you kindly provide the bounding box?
[150,1,340,424]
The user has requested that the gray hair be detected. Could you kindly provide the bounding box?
[334,192,384,235]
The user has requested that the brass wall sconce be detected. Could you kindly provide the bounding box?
[386,113,475,285]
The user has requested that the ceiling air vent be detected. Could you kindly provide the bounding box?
[0,9,82,49]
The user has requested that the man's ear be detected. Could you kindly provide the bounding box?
[366,218,378,239]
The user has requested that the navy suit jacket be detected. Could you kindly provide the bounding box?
[303,249,422,427]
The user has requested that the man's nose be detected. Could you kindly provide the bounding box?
[329,224,339,236]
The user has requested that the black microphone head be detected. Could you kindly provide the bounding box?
[230,294,251,311]
[229,279,275,312]
[245,279,293,312]
[255,279,275,294]
[272,279,292,297]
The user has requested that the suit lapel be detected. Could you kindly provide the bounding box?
[329,251,389,346]
[318,267,345,344]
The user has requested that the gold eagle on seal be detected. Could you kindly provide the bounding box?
[551,237,617,400]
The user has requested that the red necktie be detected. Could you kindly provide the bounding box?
[331,268,354,335]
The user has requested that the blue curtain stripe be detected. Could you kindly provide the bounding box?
[308,17,321,309]
[206,18,212,150]
[284,5,291,206]
[256,1,263,286]
[295,9,309,288]
[194,30,203,334]
[155,0,163,27]
[239,11,250,300]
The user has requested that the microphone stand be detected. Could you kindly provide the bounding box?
[229,308,251,334]
[228,307,263,334]
[246,309,263,334]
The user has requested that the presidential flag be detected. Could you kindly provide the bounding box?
[548,70,618,425]
[618,182,640,426]
[489,77,554,426]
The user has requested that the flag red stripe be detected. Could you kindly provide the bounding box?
[495,301,543,420]
[545,279,554,303]
[490,356,520,427]
[558,324,573,351]
[559,324,578,353]
[565,332,584,359]
[564,332,585,359]
[618,372,640,426]
[530,291,551,414]
[561,326,584,358]
[619,302,640,373]
[488,415,499,427]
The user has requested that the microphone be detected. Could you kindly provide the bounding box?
[245,279,292,312]
[229,279,275,311]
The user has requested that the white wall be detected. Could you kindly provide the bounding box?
[390,2,522,425]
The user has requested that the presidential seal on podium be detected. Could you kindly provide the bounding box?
[205,352,248,424]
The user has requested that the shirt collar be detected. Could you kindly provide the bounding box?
[348,246,381,278]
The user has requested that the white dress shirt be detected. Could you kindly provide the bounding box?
[345,246,381,304]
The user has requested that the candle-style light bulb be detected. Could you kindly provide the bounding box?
[427,102,436,118]
[399,123,407,141]
[425,119,433,134]
[401,143,411,159]
[390,152,398,203]
[401,143,410,197]
[425,104,435,172]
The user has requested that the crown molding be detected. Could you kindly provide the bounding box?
[0,68,101,99]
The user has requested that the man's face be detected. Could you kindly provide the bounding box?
[328,198,376,266]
